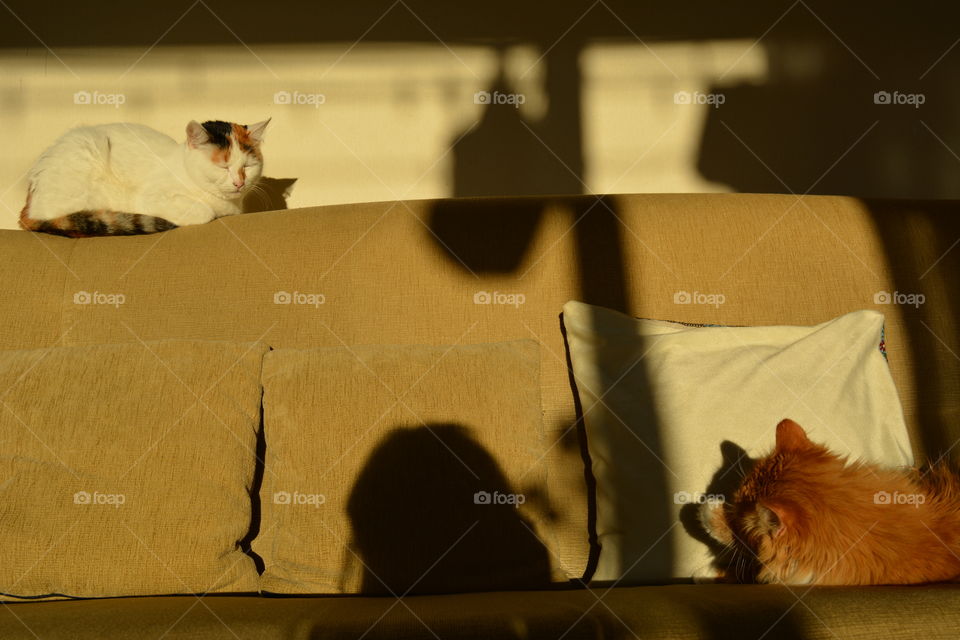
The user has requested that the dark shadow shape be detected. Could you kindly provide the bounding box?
[238,396,267,574]
[569,196,629,312]
[429,197,543,272]
[866,199,960,462]
[695,7,960,200]
[243,177,297,213]
[346,423,552,595]
[448,45,583,199]
[679,440,759,582]
[428,194,630,310]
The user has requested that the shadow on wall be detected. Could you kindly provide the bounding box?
[448,45,583,198]
[5,2,960,199]
[244,177,298,213]
[345,423,551,595]
[439,3,960,200]
[696,5,960,198]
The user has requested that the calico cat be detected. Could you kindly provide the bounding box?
[700,418,960,585]
[19,119,269,237]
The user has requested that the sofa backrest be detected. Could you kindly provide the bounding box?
[3,193,959,581]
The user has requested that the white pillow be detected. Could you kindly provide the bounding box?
[561,301,913,583]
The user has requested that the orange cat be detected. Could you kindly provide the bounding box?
[700,419,960,585]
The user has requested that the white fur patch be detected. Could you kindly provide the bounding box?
[26,122,263,227]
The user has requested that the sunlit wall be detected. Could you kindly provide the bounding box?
[0,40,766,229]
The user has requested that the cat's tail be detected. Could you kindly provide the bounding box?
[19,211,178,237]
[19,191,178,238]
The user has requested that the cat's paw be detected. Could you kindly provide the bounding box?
[699,501,733,545]
[691,561,722,584]
[175,201,216,226]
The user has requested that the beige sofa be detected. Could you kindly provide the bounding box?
[1,193,959,638]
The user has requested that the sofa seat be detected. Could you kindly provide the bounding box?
[3,585,959,639]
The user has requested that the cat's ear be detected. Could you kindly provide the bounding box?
[186,121,209,148]
[757,502,792,538]
[245,118,271,144]
[775,418,812,452]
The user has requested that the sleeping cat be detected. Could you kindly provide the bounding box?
[700,418,960,585]
[19,119,269,237]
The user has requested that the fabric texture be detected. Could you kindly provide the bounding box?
[0,340,266,599]
[562,301,913,583]
[255,340,553,594]
[4,193,960,583]
[1,585,958,640]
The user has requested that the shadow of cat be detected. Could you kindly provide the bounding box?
[243,176,297,213]
[679,440,758,580]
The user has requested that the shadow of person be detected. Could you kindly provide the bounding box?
[243,177,297,213]
[447,49,582,199]
[679,440,758,581]
[345,423,552,595]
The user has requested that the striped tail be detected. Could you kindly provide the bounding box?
[19,193,177,238]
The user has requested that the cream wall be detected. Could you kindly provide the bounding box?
[0,41,765,229]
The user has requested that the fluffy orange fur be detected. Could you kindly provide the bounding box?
[701,419,960,585]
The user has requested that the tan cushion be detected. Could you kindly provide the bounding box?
[0,340,266,599]
[255,340,553,594]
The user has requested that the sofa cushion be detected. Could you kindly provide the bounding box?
[0,340,266,599]
[562,301,913,583]
[255,339,554,594]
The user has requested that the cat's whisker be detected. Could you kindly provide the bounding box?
[247,183,272,207]
[249,183,267,200]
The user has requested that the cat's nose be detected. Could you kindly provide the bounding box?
[233,177,244,189]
